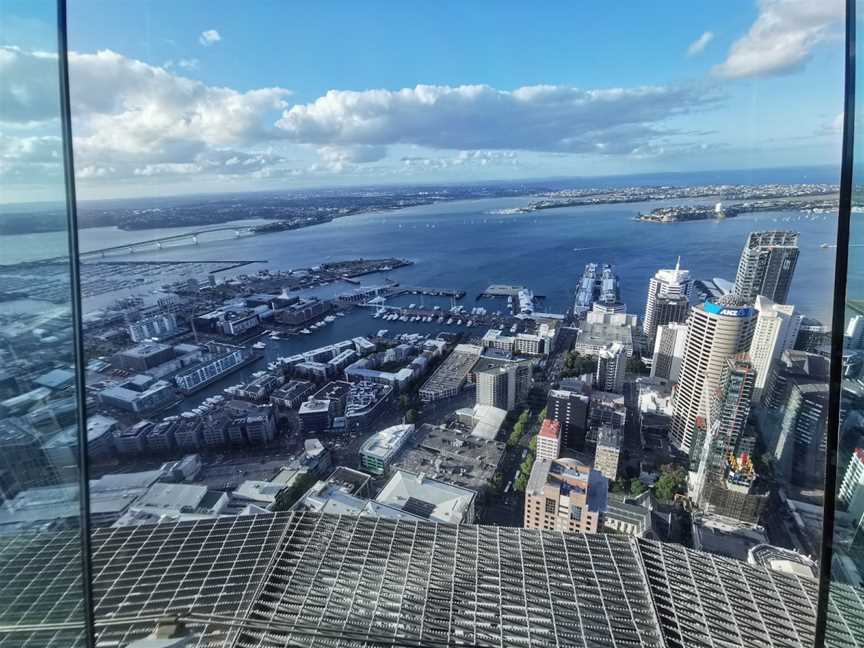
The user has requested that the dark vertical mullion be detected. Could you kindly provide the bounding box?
[815,0,856,643]
[56,0,96,646]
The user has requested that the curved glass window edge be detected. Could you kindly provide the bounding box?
[0,1,862,646]
[0,1,93,647]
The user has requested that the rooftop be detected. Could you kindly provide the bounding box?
[539,418,560,440]
[298,399,330,414]
[393,424,504,491]
[359,424,415,460]
[375,469,476,524]
[1,512,856,648]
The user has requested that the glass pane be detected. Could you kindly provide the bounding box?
[0,1,89,647]
[66,2,853,646]
[826,2,864,645]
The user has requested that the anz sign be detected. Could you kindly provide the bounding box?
[704,301,754,318]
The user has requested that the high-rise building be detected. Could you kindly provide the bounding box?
[748,295,801,404]
[670,296,757,454]
[536,419,561,461]
[546,388,589,450]
[794,317,831,353]
[524,457,607,533]
[643,259,692,344]
[690,356,757,504]
[476,363,530,411]
[650,322,688,382]
[839,448,864,521]
[847,315,864,350]
[594,342,627,393]
[732,231,800,305]
[713,355,757,449]
[772,380,829,487]
[689,356,767,523]
[594,425,622,481]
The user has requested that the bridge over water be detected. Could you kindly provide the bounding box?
[76,225,258,261]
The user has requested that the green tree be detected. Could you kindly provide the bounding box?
[507,428,522,448]
[272,472,318,511]
[536,407,548,422]
[562,351,597,377]
[528,435,538,451]
[404,409,417,424]
[610,479,627,494]
[626,355,649,375]
[514,473,528,492]
[653,466,687,503]
[629,479,648,496]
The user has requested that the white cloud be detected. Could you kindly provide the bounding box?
[0,133,62,181]
[134,162,202,176]
[199,29,221,46]
[314,145,387,171]
[76,165,116,179]
[712,0,843,79]
[0,46,721,194]
[165,58,200,71]
[401,150,518,171]
[687,32,714,57]
[0,47,62,124]
[0,46,297,189]
[277,83,716,155]
[816,111,844,135]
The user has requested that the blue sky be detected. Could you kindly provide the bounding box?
[0,0,846,201]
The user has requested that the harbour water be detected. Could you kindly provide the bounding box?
[71,195,839,320]
[5,183,849,413]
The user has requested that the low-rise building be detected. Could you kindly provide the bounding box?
[375,470,477,524]
[345,381,393,435]
[455,404,508,440]
[273,298,332,326]
[536,419,561,461]
[87,414,117,462]
[98,378,176,414]
[113,420,152,456]
[524,458,607,534]
[224,400,277,445]
[270,380,315,410]
[419,344,482,401]
[298,399,333,435]
[174,343,255,394]
[392,425,504,493]
[116,481,230,527]
[113,342,175,372]
[235,374,283,403]
[359,424,415,475]
[604,493,653,537]
[128,313,178,343]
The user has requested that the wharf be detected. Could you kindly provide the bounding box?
[369,305,527,331]
[480,284,527,298]
[395,286,466,299]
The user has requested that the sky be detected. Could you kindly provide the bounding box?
[0,0,847,202]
